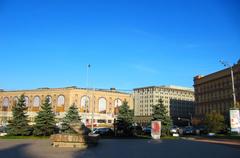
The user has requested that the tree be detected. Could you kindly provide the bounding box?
[61,104,81,134]
[7,94,32,136]
[33,97,56,136]
[205,111,225,133]
[117,101,133,124]
[115,101,134,136]
[151,99,172,136]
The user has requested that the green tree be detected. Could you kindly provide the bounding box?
[7,94,32,136]
[117,101,133,124]
[205,111,225,133]
[151,99,172,136]
[33,97,56,136]
[61,104,81,134]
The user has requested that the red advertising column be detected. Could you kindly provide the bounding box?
[151,121,161,139]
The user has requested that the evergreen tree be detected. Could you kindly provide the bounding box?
[151,99,172,136]
[205,111,225,133]
[33,97,56,136]
[7,94,31,136]
[117,101,133,124]
[61,103,81,134]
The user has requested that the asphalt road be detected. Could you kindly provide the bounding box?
[0,139,239,158]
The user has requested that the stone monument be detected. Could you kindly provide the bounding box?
[51,122,99,149]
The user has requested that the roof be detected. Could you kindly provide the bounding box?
[0,86,131,95]
[133,85,194,92]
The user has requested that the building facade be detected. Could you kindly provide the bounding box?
[133,85,195,125]
[194,60,240,120]
[0,87,133,126]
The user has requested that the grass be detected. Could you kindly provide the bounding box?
[0,135,50,139]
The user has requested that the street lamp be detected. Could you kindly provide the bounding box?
[220,60,240,134]
[219,60,237,108]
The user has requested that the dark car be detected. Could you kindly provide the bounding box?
[93,128,114,136]
[143,126,151,135]
[183,126,194,135]
[131,125,143,136]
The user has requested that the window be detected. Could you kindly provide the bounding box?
[3,97,9,107]
[57,95,65,106]
[98,98,107,113]
[97,119,106,123]
[13,96,18,105]
[46,95,52,104]
[24,96,29,106]
[81,96,90,111]
[33,96,40,107]
[114,98,122,108]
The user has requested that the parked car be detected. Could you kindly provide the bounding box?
[170,125,179,134]
[0,126,7,133]
[93,128,114,136]
[143,126,151,135]
[131,125,143,136]
[183,126,194,135]
[194,126,208,135]
[0,125,7,136]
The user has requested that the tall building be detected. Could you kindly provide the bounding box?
[194,60,240,120]
[133,85,195,125]
[0,87,133,126]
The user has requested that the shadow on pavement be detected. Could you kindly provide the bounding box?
[0,144,32,158]
[72,139,240,158]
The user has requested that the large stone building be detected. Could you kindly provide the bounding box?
[133,85,195,125]
[0,87,133,126]
[194,60,240,120]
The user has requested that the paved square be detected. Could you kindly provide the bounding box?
[0,139,239,158]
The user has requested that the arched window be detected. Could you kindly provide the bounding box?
[57,95,65,106]
[98,98,107,114]
[114,98,122,115]
[81,96,90,110]
[13,96,18,105]
[24,96,29,107]
[46,96,52,104]
[33,96,40,107]
[3,97,9,107]
[114,99,122,107]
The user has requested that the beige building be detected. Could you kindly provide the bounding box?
[133,85,195,125]
[194,60,240,120]
[0,87,133,126]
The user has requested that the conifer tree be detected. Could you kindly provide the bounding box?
[33,97,56,136]
[7,94,31,136]
[61,103,81,134]
[117,101,133,125]
[152,99,172,136]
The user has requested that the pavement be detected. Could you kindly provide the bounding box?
[182,136,240,148]
[0,138,240,158]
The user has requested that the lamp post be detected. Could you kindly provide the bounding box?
[86,64,95,134]
[91,89,95,134]
[220,60,240,134]
[219,60,237,108]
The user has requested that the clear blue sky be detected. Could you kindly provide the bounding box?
[0,0,239,91]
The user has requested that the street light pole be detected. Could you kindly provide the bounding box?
[219,60,237,108]
[91,88,95,134]
[220,60,240,134]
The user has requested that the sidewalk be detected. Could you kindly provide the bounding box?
[182,136,240,147]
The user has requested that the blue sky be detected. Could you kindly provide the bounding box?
[0,0,239,91]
